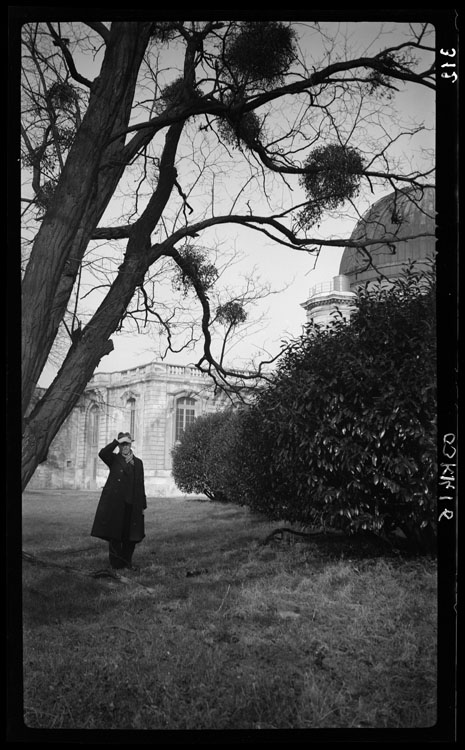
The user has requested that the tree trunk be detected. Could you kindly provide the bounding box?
[21,22,152,421]
[21,250,150,490]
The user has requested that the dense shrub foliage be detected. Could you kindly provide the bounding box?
[172,407,250,504]
[206,409,253,503]
[239,267,436,549]
[173,268,436,552]
[171,411,234,501]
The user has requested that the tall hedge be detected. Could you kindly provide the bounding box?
[235,267,437,549]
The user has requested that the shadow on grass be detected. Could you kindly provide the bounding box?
[23,568,120,627]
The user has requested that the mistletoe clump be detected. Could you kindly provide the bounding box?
[298,144,364,228]
[160,77,202,108]
[216,300,247,326]
[224,21,297,89]
[172,245,219,297]
[218,108,263,150]
[46,81,77,110]
[34,180,57,215]
[366,50,418,99]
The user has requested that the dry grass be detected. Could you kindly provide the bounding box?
[20,490,437,731]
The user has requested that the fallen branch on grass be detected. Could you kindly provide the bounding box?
[22,551,157,594]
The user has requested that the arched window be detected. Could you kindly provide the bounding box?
[127,397,136,439]
[88,404,100,446]
[175,397,196,441]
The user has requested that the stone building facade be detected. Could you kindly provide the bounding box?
[28,361,234,495]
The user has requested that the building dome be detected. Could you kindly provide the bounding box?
[339,187,436,289]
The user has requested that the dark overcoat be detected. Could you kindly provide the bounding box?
[91,440,147,543]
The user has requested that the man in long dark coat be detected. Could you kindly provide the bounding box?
[91,432,147,570]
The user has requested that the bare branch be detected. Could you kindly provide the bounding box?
[20,19,440,488]
[84,21,110,44]
[45,22,94,88]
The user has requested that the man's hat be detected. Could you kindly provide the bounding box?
[117,432,133,444]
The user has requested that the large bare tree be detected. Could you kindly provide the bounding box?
[20,19,436,489]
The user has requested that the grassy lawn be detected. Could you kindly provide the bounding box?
[20,490,437,731]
